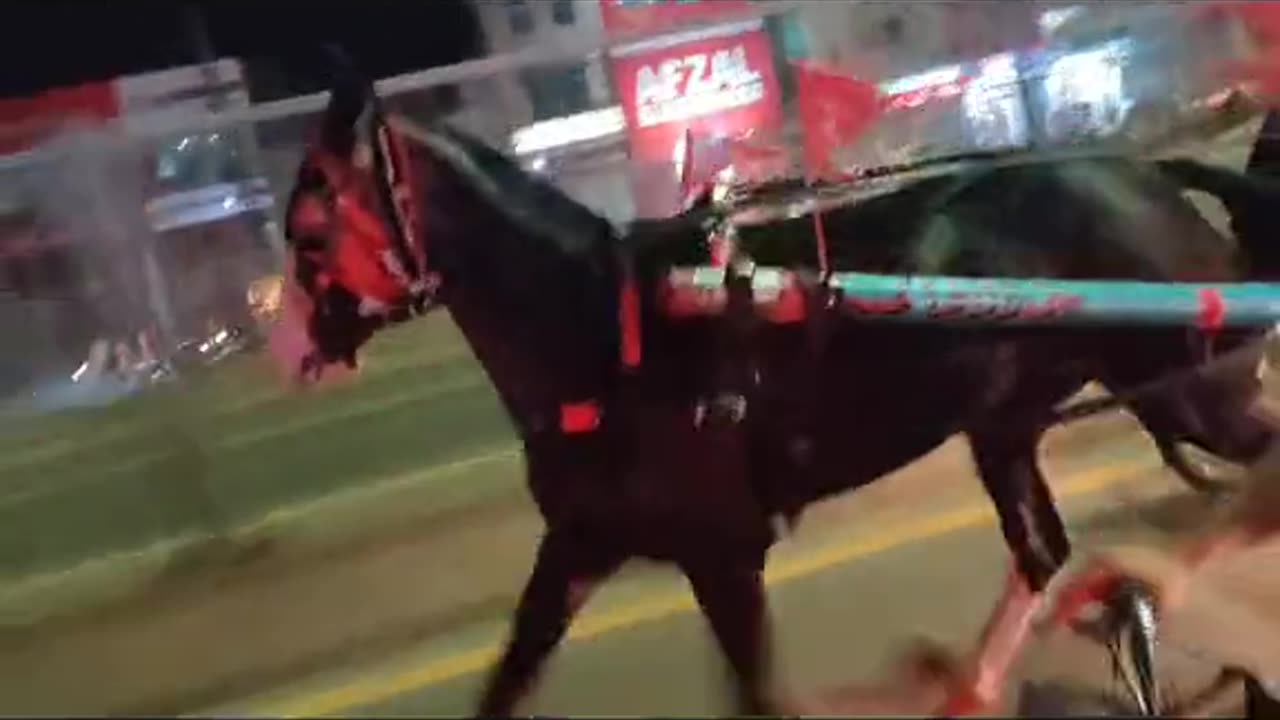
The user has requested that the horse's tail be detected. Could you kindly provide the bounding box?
[1156,111,1280,277]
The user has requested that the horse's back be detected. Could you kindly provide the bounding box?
[929,158,1239,282]
[805,155,1240,283]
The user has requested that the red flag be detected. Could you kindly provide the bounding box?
[1212,1,1280,42]
[792,61,881,275]
[1201,1,1280,103]
[793,61,883,181]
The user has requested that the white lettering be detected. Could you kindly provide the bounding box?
[683,52,709,97]
[709,48,734,88]
[632,44,764,128]
[636,64,663,107]
[658,57,685,101]
[637,78,764,127]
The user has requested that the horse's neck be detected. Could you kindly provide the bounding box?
[441,268,612,438]
[439,291,547,435]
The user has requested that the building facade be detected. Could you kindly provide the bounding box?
[474,0,613,120]
[456,1,1236,219]
[0,59,280,393]
[462,0,635,222]
[796,1,1052,81]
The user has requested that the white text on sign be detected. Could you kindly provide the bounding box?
[634,44,764,127]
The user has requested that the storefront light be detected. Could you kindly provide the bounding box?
[963,51,1029,148]
[978,53,1019,85]
[510,105,627,155]
[1039,6,1084,36]
[1046,47,1124,108]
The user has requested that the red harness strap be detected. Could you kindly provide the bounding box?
[374,115,428,275]
[560,400,603,434]
[1197,288,1226,333]
[620,276,642,370]
[562,261,639,436]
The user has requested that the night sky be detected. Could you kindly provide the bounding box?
[1,0,483,100]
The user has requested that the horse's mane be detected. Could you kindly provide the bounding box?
[392,117,617,259]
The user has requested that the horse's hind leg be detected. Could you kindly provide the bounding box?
[681,552,776,716]
[935,423,1072,714]
[476,529,623,717]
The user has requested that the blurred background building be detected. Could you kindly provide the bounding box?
[0,0,1263,402]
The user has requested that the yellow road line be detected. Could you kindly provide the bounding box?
[243,457,1157,718]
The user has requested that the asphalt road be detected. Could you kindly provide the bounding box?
[207,424,1238,718]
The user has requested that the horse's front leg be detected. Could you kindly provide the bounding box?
[933,424,1072,715]
[681,551,778,716]
[477,529,624,717]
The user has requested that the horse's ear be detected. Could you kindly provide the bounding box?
[324,46,376,99]
[317,46,375,153]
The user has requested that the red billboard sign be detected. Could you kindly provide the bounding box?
[599,0,782,215]
[599,0,751,37]
[611,23,782,214]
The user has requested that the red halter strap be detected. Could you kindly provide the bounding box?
[559,400,603,434]
[1196,288,1226,333]
[619,275,642,370]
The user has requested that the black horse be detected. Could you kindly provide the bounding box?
[292,91,1280,715]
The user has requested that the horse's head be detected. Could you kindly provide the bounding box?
[276,56,444,384]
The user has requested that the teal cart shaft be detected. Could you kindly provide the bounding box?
[829,273,1280,327]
